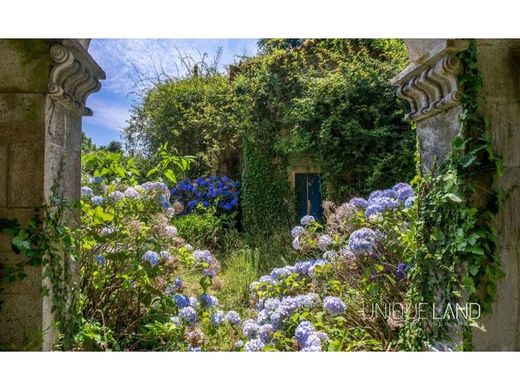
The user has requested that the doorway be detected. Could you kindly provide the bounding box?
[295,173,323,221]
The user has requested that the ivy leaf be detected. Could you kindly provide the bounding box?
[469,264,480,276]
[11,235,31,252]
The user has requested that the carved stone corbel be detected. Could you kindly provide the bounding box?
[396,55,463,122]
[48,42,104,116]
[392,39,469,123]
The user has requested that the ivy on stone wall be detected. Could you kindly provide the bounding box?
[398,40,503,351]
[235,39,415,236]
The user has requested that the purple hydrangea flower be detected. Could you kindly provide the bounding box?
[404,196,415,208]
[368,190,383,202]
[242,319,260,339]
[244,338,265,352]
[174,294,190,308]
[349,197,369,209]
[396,263,407,279]
[189,296,198,308]
[225,311,241,325]
[264,298,281,313]
[81,186,93,197]
[259,324,274,343]
[292,237,301,250]
[123,188,139,198]
[257,309,270,325]
[200,294,219,308]
[291,225,305,238]
[211,310,224,326]
[295,321,315,346]
[317,234,333,251]
[179,306,197,324]
[348,228,380,256]
[89,176,103,184]
[259,275,275,285]
[193,249,213,264]
[270,267,293,281]
[365,203,385,218]
[381,189,398,199]
[142,250,160,266]
[108,190,124,202]
[393,183,414,202]
[91,196,104,205]
[300,215,316,226]
[323,296,346,315]
[294,260,312,275]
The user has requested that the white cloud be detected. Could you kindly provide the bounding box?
[89,39,259,96]
[84,97,132,132]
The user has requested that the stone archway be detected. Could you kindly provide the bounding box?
[392,39,520,350]
[0,39,105,349]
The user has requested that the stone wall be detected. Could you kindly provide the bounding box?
[393,39,520,350]
[0,39,104,350]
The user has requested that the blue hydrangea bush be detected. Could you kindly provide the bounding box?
[170,176,240,214]
[78,175,236,351]
[238,183,416,351]
[78,171,415,351]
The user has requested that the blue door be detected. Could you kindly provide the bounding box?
[295,173,323,221]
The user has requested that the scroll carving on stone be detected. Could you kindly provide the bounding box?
[48,44,101,116]
[396,55,462,122]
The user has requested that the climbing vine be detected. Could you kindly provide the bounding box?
[399,40,503,351]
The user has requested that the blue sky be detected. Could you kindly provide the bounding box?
[84,39,259,146]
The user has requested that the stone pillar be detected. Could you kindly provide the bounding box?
[0,39,105,350]
[392,39,520,350]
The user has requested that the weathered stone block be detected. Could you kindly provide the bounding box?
[473,245,520,350]
[0,40,49,93]
[0,93,45,142]
[0,292,43,349]
[494,167,520,249]
[8,143,44,208]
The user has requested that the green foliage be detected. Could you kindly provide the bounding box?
[82,150,140,184]
[100,141,123,153]
[173,206,228,250]
[235,39,414,235]
[81,131,96,153]
[145,142,194,186]
[124,73,240,177]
